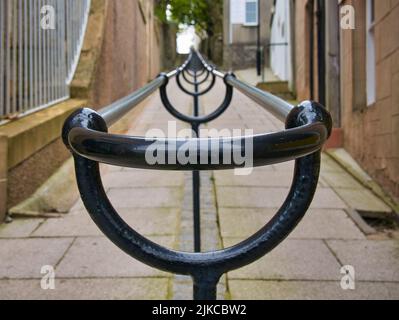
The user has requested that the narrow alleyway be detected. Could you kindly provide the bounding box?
[0,77,398,300]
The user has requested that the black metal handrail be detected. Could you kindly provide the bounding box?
[62,49,332,300]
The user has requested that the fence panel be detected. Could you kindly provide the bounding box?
[0,0,91,122]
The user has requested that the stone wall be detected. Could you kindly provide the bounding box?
[223,44,259,70]
[340,0,399,201]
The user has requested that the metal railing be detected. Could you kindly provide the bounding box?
[63,49,332,300]
[0,0,91,122]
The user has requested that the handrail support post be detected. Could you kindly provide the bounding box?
[192,272,221,300]
[192,70,201,253]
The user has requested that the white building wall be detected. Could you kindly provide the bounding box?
[229,0,245,44]
[230,0,246,24]
[270,0,292,85]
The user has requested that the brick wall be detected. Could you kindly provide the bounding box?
[340,0,399,200]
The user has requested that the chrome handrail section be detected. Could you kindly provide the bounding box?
[225,75,293,122]
[99,76,166,127]
[62,49,332,300]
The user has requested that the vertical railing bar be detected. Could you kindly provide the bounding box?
[39,0,42,105]
[12,0,18,114]
[66,0,71,79]
[62,0,67,98]
[192,71,201,253]
[46,0,50,103]
[58,0,63,99]
[72,0,77,76]
[50,0,53,101]
[53,0,57,101]
[40,0,44,106]
[0,0,5,117]
[54,0,59,101]
[23,0,28,112]
[5,1,12,116]
[51,0,56,102]
[56,1,63,99]
[48,0,53,103]
[67,0,72,79]
[69,0,73,78]
[43,0,47,103]
[63,0,67,97]
[47,0,51,104]
[45,0,50,107]
[48,0,52,103]
[32,0,35,108]
[49,0,53,103]
[29,0,33,111]
[34,0,39,108]
[63,0,68,97]
[44,0,48,105]
[18,0,23,113]
[38,0,43,107]
[44,0,47,104]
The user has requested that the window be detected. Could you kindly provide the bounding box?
[245,0,258,26]
[366,0,376,106]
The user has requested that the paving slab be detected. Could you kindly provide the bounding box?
[69,198,86,213]
[311,188,348,209]
[0,278,169,300]
[214,171,295,187]
[326,240,399,282]
[33,208,179,237]
[320,154,347,173]
[229,280,399,300]
[107,187,183,209]
[0,218,44,238]
[321,171,364,189]
[101,164,124,173]
[333,188,392,213]
[0,238,73,279]
[56,236,175,278]
[214,170,326,188]
[225,239,341,281]
[102,170,185,188]
[216,187,347,209]
[273,161,295,172]
[218,208,365,240]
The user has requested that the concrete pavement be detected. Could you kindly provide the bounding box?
[0,77,398,300]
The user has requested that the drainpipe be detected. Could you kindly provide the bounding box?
[309,0,314,100]
[289,0,296,95]
[316,0,326,106]
[256,0,262,76]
